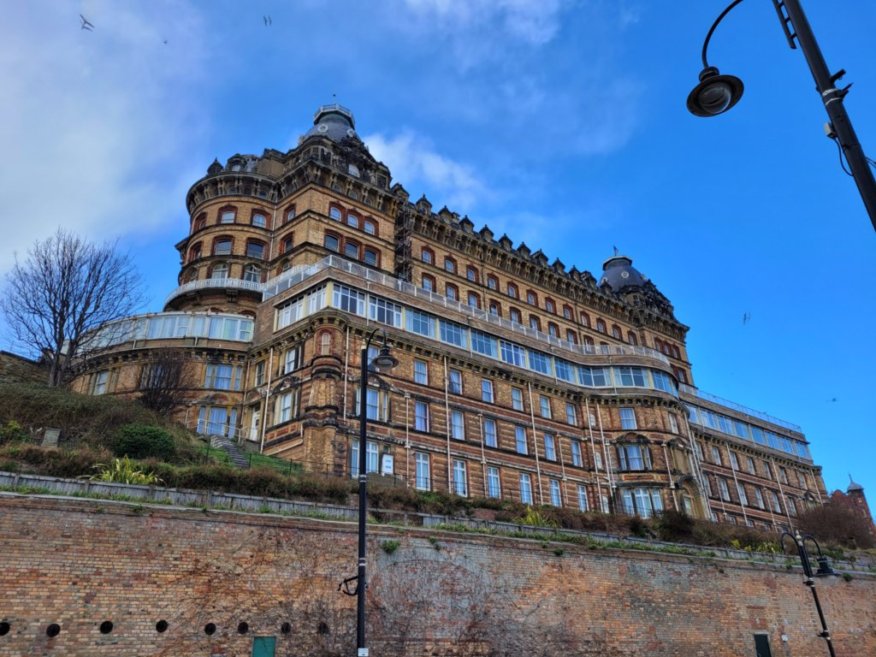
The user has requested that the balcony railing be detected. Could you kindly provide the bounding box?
[165,277,264,306]
[679,384,802,433]
[263,256,672,366]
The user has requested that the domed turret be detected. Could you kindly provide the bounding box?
[599,253,647,291]
[302,104,358,142]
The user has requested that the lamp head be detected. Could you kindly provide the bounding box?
[815,555,837,577]
[371,345,398,372]
[687,66,744,117]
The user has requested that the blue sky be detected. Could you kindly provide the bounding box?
[2,1,874,500]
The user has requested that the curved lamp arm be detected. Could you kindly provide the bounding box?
[700,0,745,68]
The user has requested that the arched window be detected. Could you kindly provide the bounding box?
[627,331,638,346]
[188,242,202,263]
[363,218,377,235]
[467,291,480,309]
[529,315,541,331]
[596,319,607,334]
[547,322,559,337]
[487,275,499,290]
[611,325,622,339]
[489,300,501,316]
[507,283,518,299]
[193,213,206,231]
[466,266,478,283]
[580,312,591,328]
[545,298,556,314]
[444,257,456,273]
[583,336,595,353]
[213,237,232,256]
[281,235,294,254]
[363,247,379,267]
[566,329,578,344]
[329,205,343,221]
[324,233,340,252]
[526,290,538,306]
[346,212,359,228]
[211,263,228,280]
[421,274,436,292]
[672,345,681,359]
[251,211,267,228]
[445,283,458,301]
[319,331,333,355]
[246,240,266,259]
[218,206,236,224]
[344,240,360,259]
[509,307,522,324]
[562,305,573,320]
[421,247,434,264]
[243,264,260,282]
[284,205,296,224]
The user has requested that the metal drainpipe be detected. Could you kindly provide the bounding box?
[770,459,793,526]
[595,403,614,501]
[685,422,711,519]
[584,398,604,511]
[662,442,679,512]
[259,346,274,453]
[342,326,350,421]
[526,382,544,505]
[443,356,452,492]
[478,413,488,497]
[404,393,410,488]
[238,357,251,444]
[728,455,749,525]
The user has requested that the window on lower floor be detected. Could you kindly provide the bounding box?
[543,434,557,461]
[350,439,379,477]
[549,479,562,507]
[515,426,528,455]
[413,359,429,385]
[450,410,465,440]
[243,264,260,282]
[570,441,583,467]
[565,402,577,426]
[448,368,462,394]
[617,444,652,471]
[486,466,501,499]
[753,487,765,509]
[273,390,299,424]
[415,452,430,491]
[511,387,524,411]
[197,406,238,438]
[736,482,748,506]
[577,485,589,512]
[481,378,494,403]
[621,487,664,519]
[718,477,731,501]
[452,460,468,497]
[519,473,533,505]
[204,363,242,390]
[415,401,430,432]
[355,387,389,422]
[619,407,637,430]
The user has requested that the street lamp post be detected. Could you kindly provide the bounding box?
[348,328,398,657]
[687,0,876,231]
[780,530,838,657]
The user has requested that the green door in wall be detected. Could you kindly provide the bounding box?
[251,636,276,657]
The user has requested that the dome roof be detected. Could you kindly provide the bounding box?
[302,104,358,142]
[848,476,864,492]
[599,254,647,291]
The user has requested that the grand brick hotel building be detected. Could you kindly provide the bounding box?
[71,105,824,528]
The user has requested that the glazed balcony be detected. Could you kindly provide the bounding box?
[165,277,264,307]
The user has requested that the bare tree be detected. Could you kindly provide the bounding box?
[1,229,142,386]
[138,349,195,415]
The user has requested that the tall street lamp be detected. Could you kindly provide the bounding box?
[780,530,838,657]
[687,0,876,231]
[341,328,397,657]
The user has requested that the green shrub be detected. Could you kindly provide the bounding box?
[111,424,177,461]
[0,420,30,444]
[656,509,695,542]
[381,540,400,555]
[91,456,162,485]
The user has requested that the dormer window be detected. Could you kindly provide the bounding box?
[251,213,267,228]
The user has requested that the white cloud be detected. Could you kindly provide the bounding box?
[364,130,487,211]
[0,1,211,272]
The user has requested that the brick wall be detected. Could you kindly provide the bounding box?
[1,495,873,657]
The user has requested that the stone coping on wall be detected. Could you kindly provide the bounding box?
[0,470,871,575]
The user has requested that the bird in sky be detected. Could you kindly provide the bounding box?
[742,312,751,325]
[264,15,272,26]
[828,397,838,402]
[80,14,94,31]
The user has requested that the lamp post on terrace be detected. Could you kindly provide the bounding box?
[341,328,397,657]
[687,0,876,231]
[780,530,838,657]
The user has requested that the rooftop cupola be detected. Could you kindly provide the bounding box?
[599,252,647,290]
[302,104,358,142]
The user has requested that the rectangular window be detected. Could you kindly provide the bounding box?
[543,433,557,461]
[500,340,526,367]
[415,401,430,432]
[368,296,402,327]
[718,477,731,501]
[407,308,435,338]
[481,379,494,403]
[565,402,577,426]
[580,366,609,387]
[333,285,366,316]
[254,361,265,386]
[539,395,552,419]
[415,452,431,491]
[769,490,782,513]
[274,391,297,424]
[577,485,589,512]
[355,387,387,421]
[486,467,501,499]
[515,426,528,455]
[753,487,766,509]
[746,456,756,474]
[711,445,722,465]
[519,473,533,504]
[439,320,467,347]
[470,330,497,357]
[549,479,562,507]
[619,407,637,430]
[617,366,646,387]
[92,370,109,395]
[448,369,463,395]
[483,418,497,448]
[668,413,679,433]
[571,441,583,467]
[450,410,465,440]
[452,460,468,497]
[737,483,748,506]
[205,363,242,391]
[350,439,379,477]
[511,387,524,411]
[529,350,551,375]
[555,359,574,382]
[413,359,429,385]
[729,451,739,470]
